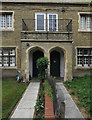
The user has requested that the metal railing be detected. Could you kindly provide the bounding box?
[22,19,72,32]
[47,76,65,118]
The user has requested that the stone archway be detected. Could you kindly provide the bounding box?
[26,46,45,80]
[49,46,65,81]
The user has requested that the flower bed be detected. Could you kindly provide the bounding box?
[35,80,55,119]
[35,83,45,119]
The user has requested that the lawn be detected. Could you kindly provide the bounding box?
[64,75,92,117]
[2,80,28,119]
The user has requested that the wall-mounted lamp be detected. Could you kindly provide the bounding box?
[26,43,30,47]
[62,8,65,12]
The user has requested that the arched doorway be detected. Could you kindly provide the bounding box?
[27,46,45,80]
[50,47,64,78]
[33,50,44,77]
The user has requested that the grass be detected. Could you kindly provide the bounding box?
[44,80,53,101]
[64,75,92,114]
[2,80,28,119]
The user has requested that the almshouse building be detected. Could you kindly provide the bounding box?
[0,0,92,81]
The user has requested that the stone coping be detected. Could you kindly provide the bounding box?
[1,0,91,3]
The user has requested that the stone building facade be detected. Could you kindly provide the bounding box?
[0,0,92,81]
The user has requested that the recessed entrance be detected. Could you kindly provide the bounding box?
[50,51,60,77]
[50,48,64,78]
[33,50,44,77]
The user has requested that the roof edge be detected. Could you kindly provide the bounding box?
[0,0,91,4]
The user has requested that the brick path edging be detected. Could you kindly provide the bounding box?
[45,93,55,119]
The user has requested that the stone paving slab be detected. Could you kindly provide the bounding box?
[11,82,40,119]
[56,82,84,119]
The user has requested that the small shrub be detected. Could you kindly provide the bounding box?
[70,91,75,95]
[44,80,53,101]
[36,57,49,82]
[35,84,45,119]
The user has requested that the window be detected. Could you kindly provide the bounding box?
[0,57,2,66]
[10,57,15,66]
[3,57,9,66]
[0,49,2,56]
[90,57,92,66]
[47,14,58,31]
[35,13,58,31]
[77,48,92,67]
[35,13,46,31]
[79,13,92,31]
[0,12,13,30]
[0,48,16,67]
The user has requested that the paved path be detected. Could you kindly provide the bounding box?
[56,82,84,119]
[11,82,40,119]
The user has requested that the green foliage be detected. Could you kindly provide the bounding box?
[2,81,28,119]
[36,57,49,82]
[64,75,92,113]
[70,91,75,95]
[44,80,53,101]
[35,84,45,119]
[88,0,92,7]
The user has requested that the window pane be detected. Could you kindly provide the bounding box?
[3,57,9,66]
[90,57,92,66]
[77,57,82,66]
[0,57,2,66]
[90,49,92,55]
[0,15,5,29]
[87,16,92,30]
[48,14,57,31]
[84,57,88,66]
[0,49,2,56]
[84,49,89,56]
[37,15,44,30]
[7,15,12,29]
[80,15,86,29]
[10,57,15,66]
[3,50,8,56]
[78,49,82,56]
[10,49,15,56]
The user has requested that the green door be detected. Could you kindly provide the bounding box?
[50,51,60,77]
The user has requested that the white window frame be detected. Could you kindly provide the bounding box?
[78,12,92,32]
[0,47,17,68]
[0,57,2,66]
[84,57,88,67]
[35,13,46,31]
[47,13,58,31]
[0,11,14,31]
[77,57,82,67]
[90,57,92,66]
[76,47,92,68]
[10,57,15,66]
[3,57,9,67]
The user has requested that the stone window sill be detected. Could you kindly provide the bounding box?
[0,28,14,32]
[75,66,92,69]
[78,29,92,33]
[0,66,17,69]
